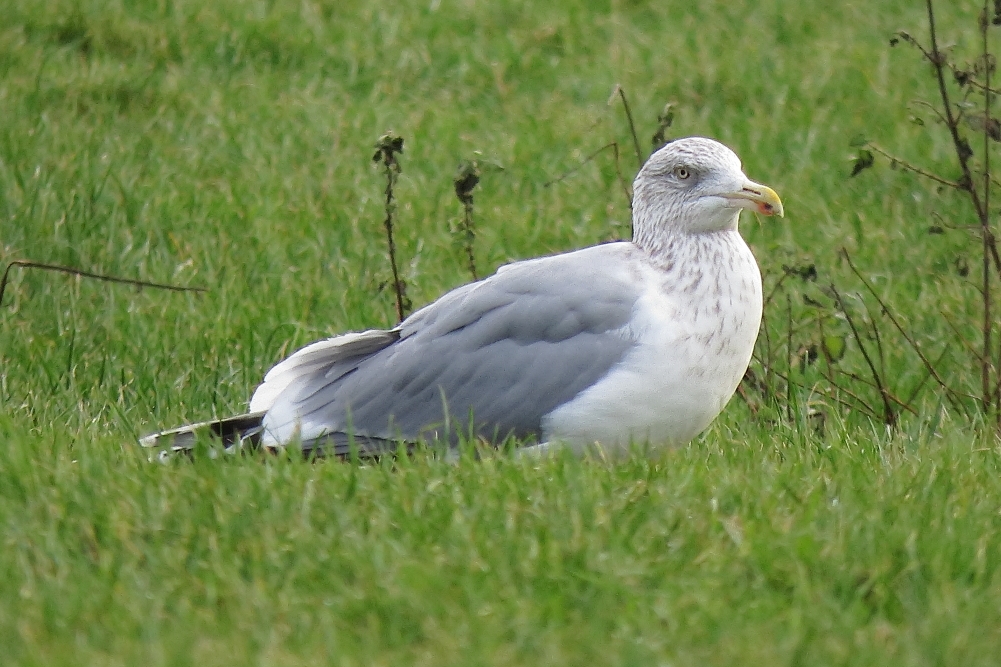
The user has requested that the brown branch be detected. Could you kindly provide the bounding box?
[757,266,804,407]
[940,308,989,362]
[836,370,920,416]
[947,61,1001,95]
[771,365,880,419]
[454,160,481,281]
[821,369,903,418]
[758,316,775,404]
[0,259,206,309]
[835,369,882,392]
[757,269,782,401]
[926,0,985,215]
[895,30,936,66]
[866,143,963,189]
[841,247,976,405]
[829,283,897,426]
[609,84,644,169]
[763,266,795,309]
[982,0,996,420]
[544,142,633,208]
[911,99,952,127]
[903,342,958,412]
[860,298,888,379]
[372,133,409,322]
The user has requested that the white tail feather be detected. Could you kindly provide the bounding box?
[249,329,399,413]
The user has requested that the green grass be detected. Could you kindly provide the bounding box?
[2,0,1001,663]
[5,420,1001,665]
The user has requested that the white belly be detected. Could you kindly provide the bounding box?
[540,236,762,455]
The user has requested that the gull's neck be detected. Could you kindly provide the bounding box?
[633,227,746,274]
[631,205,743,270]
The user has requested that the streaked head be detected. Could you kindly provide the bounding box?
[632,137,783,245]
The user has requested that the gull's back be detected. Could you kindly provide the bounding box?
[255,242,646,449]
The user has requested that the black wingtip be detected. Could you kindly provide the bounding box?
[139,412,267,451]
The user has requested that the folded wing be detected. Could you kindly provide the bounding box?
[259,243,645,449]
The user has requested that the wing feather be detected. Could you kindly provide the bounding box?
[260,243,646,448]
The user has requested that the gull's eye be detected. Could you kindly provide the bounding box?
[674,166,691,180]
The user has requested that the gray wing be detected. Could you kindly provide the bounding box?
[260,243,644,448]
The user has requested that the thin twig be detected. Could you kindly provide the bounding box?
[454,160,480,281]
[948,62,1001,95]
[903,343,954,409]
[860,298,892,396]
[651,103,675,151]
[0,259,206,309]
[926,0,984,210]
[895,30,936,67]
[758,313,774,404]
[764,266,796,309]
[982,0,997,421]
[835,369,883,391]
[940,308,988,361]
[757,268,794,404]
[768,365,880,419]
[829,283,897,426]
[842,247,975,405]
[818,310,835,378]
[544,142,633,207]
[835,370,920,416]
[735,383,759,415]
[372,133,409,321]
[786,293,794,421]
[866,143,963,189]
[816,369,882,419]
[609,84,644,169]
[911,98,952,127]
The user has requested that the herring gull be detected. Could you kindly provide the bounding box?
[140,137,783,457]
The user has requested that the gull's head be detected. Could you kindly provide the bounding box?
[632,137,783,244]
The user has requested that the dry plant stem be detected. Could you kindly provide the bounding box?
[610,85,644,169]
[836,369,919,415]
[926,0,983,211]
[911,98,952,127]
[841,248,975,406]
[373,135,408,322]
[770,365,879,419]
[453,160,481,281]
[859,298,887,374]
[985,0,1001,421]
[384,169,405,321]
[904,345,954,409]
[927,0,997,409]
[544,142,633,208]
[829,283,897,427]
[755,314,774,406]
[866,143,962,189]
[983,0,998,419]
[988,239,1001,282]
[948,61,1001,95]
[457,194,478,281]
[835,368,884,392]
[763,268,796,309]
[818,369,881,419]
[818,311,835,377]
[786,294,794,421]
[0,259,206,309]
[940,307,990,362]
[756,267,796,406]
[734,383,759,415]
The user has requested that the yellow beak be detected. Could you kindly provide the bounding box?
[723,179,784,218]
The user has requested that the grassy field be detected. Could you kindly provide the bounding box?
[3,0,1001,664]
